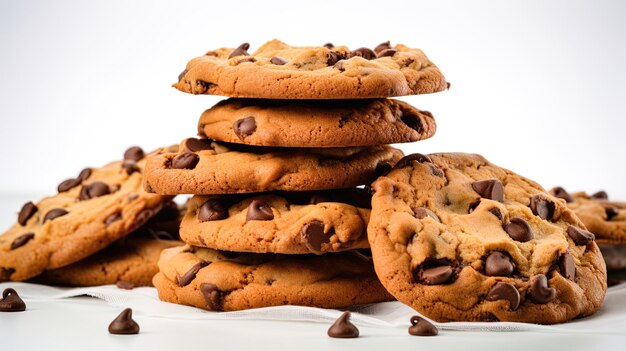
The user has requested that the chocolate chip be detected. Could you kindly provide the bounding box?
[528,274,556,304]
[530,195,555,221]
[57,178,81,193]
[17,202,37,226]
[178,68,188,82]
[505,217,533,242]
[183,138,214,153]
[327,51,345,66]
[78,181,111,201]
[489,207,504,222]
[0,268,15,281]
[377,49,397,58]
[176,262,208,287]
[170,152,200,169]
[123,146,144,162]
[374,41,392,53]
[301,221,330,254]
[233,117,257,141]
[408,316,438,336]
[246,200,274,221]
[485,252,514,276]
[400,113,423,133]
[121,160,139,175]
[198,199,228,222]
[394,153,433,169]
[270,56,288,65]
[559,251,576,280]
[552,186,573,203]
[77,168,92,182]
[412,207,440,222]
[350,47,376,60]
[323,43,334,49]
[486,282,520,310]
[43,208,69,223]
[116,281,135,290]
[108,308,140,335]
[591,191,608,200]
[10,233,34,250]
[228,42,250,59]
[327,311,359,338]
[606,207,619,221]
[471,179,504,203]
[418,265,454,285]
[0,288,26,312]
[105,212,122,225]
[200,283,223,311]
[468,200,481,213]
[566,225,595,245]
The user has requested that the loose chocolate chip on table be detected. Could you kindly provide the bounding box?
[233,117,257,141]
[350,47,376,60]
[183,138,214,153]
[530,195,555,221]
[178,68,188,82]
[485,252,514,276]
[471,179,504,203]
[105,212,122,225]
[412,207,440,222]
[552,186,573,203]
[408,316,438,336]
[17,201,37,226]
[121,160,139,175]
[323,42,334,48]
[43,208,69,223]
[606,207,619,221]
[528,274,556,304]
[246,200,274,221]
[488,207,504,222]
[400,113,423,132]
[566,225,595,245]
[200,283,223,311]
[78,182,111,201]
[10,233,35,250]
[591,191,608,200]
[176,262,208,287]
[116,281,135,290]
[57,178,81,193]
[374,41,392,54]
[170,152,200,170]
[377,49,397,58]
[77,168,92,182]
[418,265,454,285]
[327,311,359,338]
[270,56,288,65]
[198,199,228,222]
[559,251,576,280]
[486,282,520,311]
[108,308,140,335]
[504,217,533,242]
[301,221,330,254]
[123,146,145,162]
[0,288,26,312]
[228,42,250,59]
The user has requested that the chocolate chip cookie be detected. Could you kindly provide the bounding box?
[153,245,394,311]
[368,153,606,324]
[143,138,403,195]
[181,188,370,254]
[0,147,170,282]
[198,98,436,147]
[174,39,448,99]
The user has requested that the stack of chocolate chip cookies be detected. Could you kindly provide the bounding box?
[147,39,448,311]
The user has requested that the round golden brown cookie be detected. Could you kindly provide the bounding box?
[153,245,394,311]
[143,138,403,195]
[550,187,626,244]
[198,98,436,147]
[181,188,371,254]
[0,147,170,282]
[368,153,606,324]
[174,39,447,99]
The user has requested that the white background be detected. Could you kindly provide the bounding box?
[0,0,625,200]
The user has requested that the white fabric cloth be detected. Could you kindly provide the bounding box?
[2,282,625,334]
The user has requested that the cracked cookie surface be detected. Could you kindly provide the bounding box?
[368,153,606,324]
[0,147,170,282]
[153,245,394,311]
[198,98,436,147]
[143,138,403,195]
[174,39,447,99]
[181,188,370,254]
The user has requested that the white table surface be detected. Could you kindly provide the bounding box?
[1,194,625,350]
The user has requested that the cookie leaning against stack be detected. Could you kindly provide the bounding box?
[149,39,446,310]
